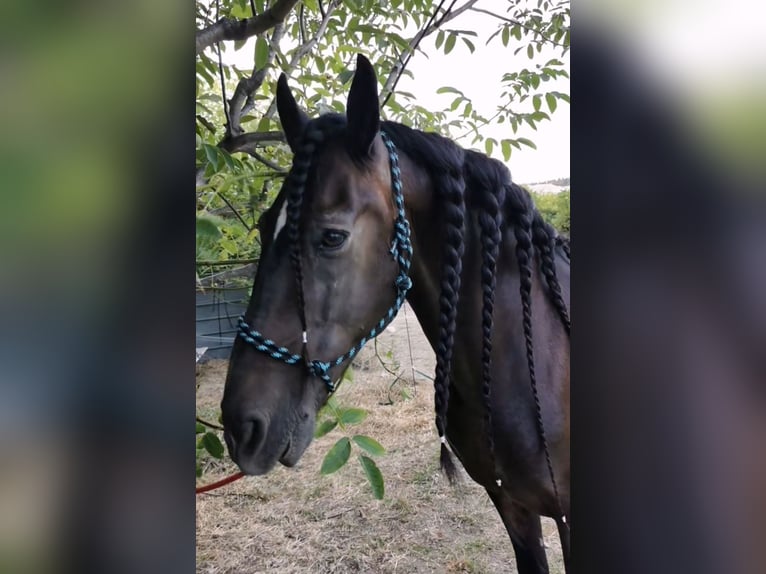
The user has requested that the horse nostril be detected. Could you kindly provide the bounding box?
[230,413,268,460]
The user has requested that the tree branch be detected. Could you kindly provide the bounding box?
[263,0,342,120]
[380,0,479,107]
[227,23,286,137]
[220,131,286,155]
[250,150,288,172]
[196,0,300,54]
[216,190,252,231]
[470,6,567,49]
[197,114,217,134]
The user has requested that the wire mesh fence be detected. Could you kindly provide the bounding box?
[196,260,255,360]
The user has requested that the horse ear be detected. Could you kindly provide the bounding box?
[346,54,380,157]
[276,73,309,152]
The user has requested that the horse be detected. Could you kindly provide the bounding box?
[221,54,570,574]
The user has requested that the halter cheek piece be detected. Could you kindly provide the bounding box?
[237,130,412,393]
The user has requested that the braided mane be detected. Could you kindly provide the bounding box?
[381,122,570,490]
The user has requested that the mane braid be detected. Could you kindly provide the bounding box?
[531,211,570,334]
[476,181,504,484]
[381,121,468,483]
[432,164,466,483]
[510,199,566,520]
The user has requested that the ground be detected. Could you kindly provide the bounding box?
[196,305,564,573]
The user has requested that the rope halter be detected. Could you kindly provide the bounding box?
[237,128,412,393]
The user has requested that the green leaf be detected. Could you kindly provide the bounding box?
[221,150,236,171]
[220,238,238,255]
[257,117,271,132]
[501,139,512,162]
[314,419,338,438]
[444,33,456,55]
[462,38,475,53]
[353,435,386,456]
[338,68,354,85]
[196,422,206,434]
[255,36,269,69]
[359,455,384,499]
[202,432,224,459]
[435,29,444,49]
[502,26,510,47]
[320,437,351,474]
[203,144,220,170]
[196,216,222,239]
[546,93,557,113]
[533,94,542,112]
[436,86,462,95]
[230,3,249,18]
[527,44,534,59]
[339,408,367,425]
[485,138,494,155]
[517,137,537,150]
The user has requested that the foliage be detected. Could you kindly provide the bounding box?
[196,419,226,478]
[195,0,570,268]
[195,0,570,496]
[529,188,570,233]
[315,394,387,499]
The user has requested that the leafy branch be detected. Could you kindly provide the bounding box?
[471,6,567,49]
[227,23,286,137]
[380,0,479,107]
[315,393,387,499]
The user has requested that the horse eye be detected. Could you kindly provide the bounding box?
[320,229,348,250]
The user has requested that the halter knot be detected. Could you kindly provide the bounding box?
[396,275,412,292]
[309,360,335,392]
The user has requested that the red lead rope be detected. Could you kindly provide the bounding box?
[196,471,245,494]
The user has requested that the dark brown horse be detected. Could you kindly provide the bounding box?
[222,55,570,574]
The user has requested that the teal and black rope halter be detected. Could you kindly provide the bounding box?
[237,129,412,393]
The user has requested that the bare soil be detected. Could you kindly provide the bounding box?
[196,306,563,573]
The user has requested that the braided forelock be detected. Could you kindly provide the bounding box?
[531,211,571,335]
[284,128,320,327]
[283,117,346,333]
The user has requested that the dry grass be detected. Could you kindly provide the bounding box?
[196,309,563,573]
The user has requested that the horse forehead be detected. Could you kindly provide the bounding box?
[314,142,391,211]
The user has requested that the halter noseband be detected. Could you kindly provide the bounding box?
[237,130,412,393]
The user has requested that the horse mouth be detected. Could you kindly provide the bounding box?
[278,439,294,466]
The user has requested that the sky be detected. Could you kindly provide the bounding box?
[223,1,570,184]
